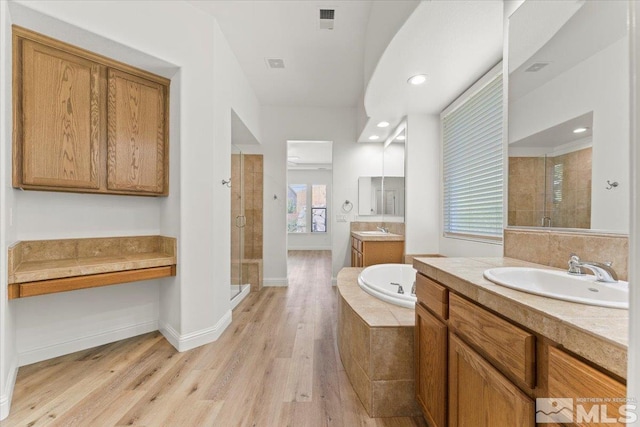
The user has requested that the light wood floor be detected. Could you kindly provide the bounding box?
[1,251,427,427]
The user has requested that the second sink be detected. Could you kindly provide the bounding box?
[483,267,629,309]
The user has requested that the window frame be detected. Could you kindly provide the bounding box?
[286,183,329,234]
[440,62,505,244]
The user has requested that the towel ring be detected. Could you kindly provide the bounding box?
[342,200,353,212]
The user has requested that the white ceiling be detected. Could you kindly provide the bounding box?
[359,0,504,142]
[190,0,373,108]
[509,0,628,101]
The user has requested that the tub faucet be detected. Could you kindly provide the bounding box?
[411,281,416,295]
[390,282,405,294]
[568,254,618,283]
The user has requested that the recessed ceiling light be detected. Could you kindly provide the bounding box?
[573,127,589,134]
[377,121,390,128]
[369,135,380,141]
[396,135,406,141]
[407,74,427,85]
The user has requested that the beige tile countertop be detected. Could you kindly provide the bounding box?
[337,267,414,327]
[350,231,405,242]
[9,236,177,284]
[414,256,628,379]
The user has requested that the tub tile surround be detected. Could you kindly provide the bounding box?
[504,228,628,280]
[337,268,422,418]
[412,256,628,378]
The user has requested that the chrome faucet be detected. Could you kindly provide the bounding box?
[390,282,404,294]
[411,281,416,295]
[377,226,389,233]
[568,254,618,283]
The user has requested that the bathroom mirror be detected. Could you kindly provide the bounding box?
[382,126,406,220]
[357,176,405,217]
[507,0,629,233]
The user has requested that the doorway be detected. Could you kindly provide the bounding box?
[286,141,333,281]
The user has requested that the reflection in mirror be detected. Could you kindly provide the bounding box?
[358,176,383,215]
[357,176,406,217]
[382,125,406,221]
[509,113,593,228]
[508,0,628,232]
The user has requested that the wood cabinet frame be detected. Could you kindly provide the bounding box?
[13,26,170,196]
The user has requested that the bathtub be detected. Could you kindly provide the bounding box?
[357,264,417,309]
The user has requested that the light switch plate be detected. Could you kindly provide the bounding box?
[336,214,347,222]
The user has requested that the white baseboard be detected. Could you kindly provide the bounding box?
[231,286,250,309]
[263,277,289,287]
[18,320,159,367]
[160,309,232,352]
[287,246,332,251]
[0,357,18,421]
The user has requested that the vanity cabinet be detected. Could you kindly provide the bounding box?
[449,333,534,427]
[350,234,404,267]
[415,270,626,427]
[13,26,170,196]
[415,302,448,427]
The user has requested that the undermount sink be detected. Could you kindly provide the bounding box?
[483,267,629,309]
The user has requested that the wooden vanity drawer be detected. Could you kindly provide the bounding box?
[547,346,626,427]
[416,273,448,320]
[449,293,535,388]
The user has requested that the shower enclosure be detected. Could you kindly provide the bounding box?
[230,144,248,303]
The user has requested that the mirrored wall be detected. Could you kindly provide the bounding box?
[507,0,629,232]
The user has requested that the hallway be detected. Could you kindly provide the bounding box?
[1,251,426,426]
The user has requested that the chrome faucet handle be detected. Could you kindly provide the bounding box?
[568,253,585,275]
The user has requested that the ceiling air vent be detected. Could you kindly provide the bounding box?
[319,9,335,30]
[525,62,550,72]
[266,58,285,69]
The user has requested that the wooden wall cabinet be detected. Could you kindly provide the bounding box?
[415,271,626,427]
[13,26,170,196]
[350,235,404,267]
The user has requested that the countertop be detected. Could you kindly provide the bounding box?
[337,268,414,327]
[8,236,176,284]
[413,256,628,379]
[350,231,405,242]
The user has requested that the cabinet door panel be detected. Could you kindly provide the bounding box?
[107,69,166,193]
[415,303,447,427]
[547,346,626,427]
[21,40,100,189]
[449,333,534,427]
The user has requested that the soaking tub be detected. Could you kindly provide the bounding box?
[357,263,417,308]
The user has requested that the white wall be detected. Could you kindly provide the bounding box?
[240,106,378,283]
[628,0,639,413]
[287,169,332,251]
[0,0,18,419]
[1,0,260,418]
[509,37,629,233]
[405,114,440,255]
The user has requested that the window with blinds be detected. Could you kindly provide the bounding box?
[442,71,503,242]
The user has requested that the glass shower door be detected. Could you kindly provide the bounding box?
[230,145,245,301]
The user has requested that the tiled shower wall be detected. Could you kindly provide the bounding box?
[504,228,628,280]
[231,154,264,291]
[508,147,592,229]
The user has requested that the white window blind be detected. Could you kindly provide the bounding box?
[442,72,503,241]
